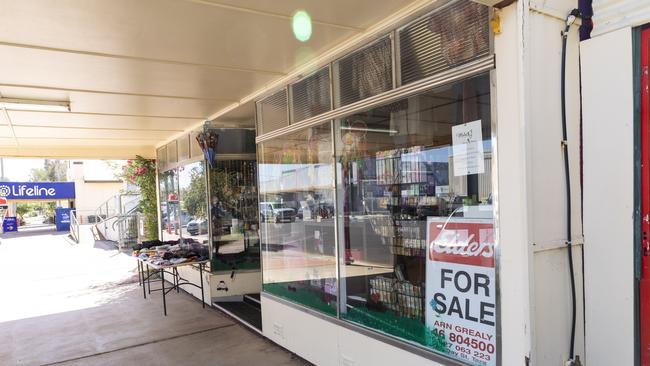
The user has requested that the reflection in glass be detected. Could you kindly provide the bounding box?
[159,169,180,242]
[259,122,337,315]
[209,160,260,271]
[335,74,496,360]
[179,161,209,248]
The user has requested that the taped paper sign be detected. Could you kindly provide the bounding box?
[452,120,485,176]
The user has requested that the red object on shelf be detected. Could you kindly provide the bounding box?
[345,249,362,263]
[641,27,650,366]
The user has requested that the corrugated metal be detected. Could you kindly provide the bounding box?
[290,67,331,123]
[333,36,393,108]
[256,89,288,135]
[399,0,489,85]
[592,0,650,36]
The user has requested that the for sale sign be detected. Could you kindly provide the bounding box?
[426,217,496,366]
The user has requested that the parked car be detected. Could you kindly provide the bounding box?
[187,218,208,235]
[260,202,296,223]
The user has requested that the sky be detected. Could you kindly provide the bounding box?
[0,158,124,182]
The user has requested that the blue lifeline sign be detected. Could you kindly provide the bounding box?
[0,182,75,200]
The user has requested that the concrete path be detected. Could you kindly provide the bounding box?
[0,226,308,366]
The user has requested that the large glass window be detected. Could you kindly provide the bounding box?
[209,159,260,271]
[179,161,209,247]
[335,74,495,363]
[259,122,338,316]
[159,169,180,242]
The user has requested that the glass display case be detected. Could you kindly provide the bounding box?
[178,160,209,247]
[208,159,260,272]
[159,169,180,242]
[258,73,496,363]
[334,73,494,360]
[258,122,338,315]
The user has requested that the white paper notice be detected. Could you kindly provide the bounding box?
[452,120,485,177]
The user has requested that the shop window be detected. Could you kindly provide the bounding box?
[334,73,496,363]
[256,89,289,135]
[333,36,393,108]
[259,122,337,316]
[190,130,203,159]
[167,141,178,167]
[399,1,489,86]
[178,161,208,249]
[159,169,180,242]
[290,66,331,123]
[177,135,190,162]
[157,146,167,172]
[209,159,260,271]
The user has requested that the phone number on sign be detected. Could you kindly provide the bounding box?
[434,330,495,363]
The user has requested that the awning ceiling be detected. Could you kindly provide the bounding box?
[0,0,426,159]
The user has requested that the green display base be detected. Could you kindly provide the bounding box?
[263,283,446,353]
[263,282,337,316]
[211,258,261,272]
[342,307,447,352]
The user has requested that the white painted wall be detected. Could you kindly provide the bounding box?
[262,295,445,366]
[494,2,586,364]
[581,27,635,366]
[68,161,123,221]
[527,8,586,366]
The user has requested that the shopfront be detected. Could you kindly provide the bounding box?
[155,126,262,328]
[255,2,498,365]
[150,0,592,364]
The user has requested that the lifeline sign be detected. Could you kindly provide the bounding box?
[0,182,75,200]
[426,217,496,366]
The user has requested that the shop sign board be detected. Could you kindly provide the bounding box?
[0,182,75,200]
[426,217,496,366]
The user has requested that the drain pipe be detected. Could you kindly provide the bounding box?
[561,8,582,366]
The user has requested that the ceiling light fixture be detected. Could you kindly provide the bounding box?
[0,98,70,112]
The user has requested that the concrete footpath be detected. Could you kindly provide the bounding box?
[0,226,308,366]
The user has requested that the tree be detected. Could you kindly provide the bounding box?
[181,167,206,219]
[30,159,68,182]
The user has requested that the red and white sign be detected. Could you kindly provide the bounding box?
[0,197,7,205]
[426,216,496,366]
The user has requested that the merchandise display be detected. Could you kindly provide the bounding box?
[132,239,209,267]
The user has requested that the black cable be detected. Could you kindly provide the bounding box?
[561,9,580,363]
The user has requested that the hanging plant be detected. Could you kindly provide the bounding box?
[120,156,157,240]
